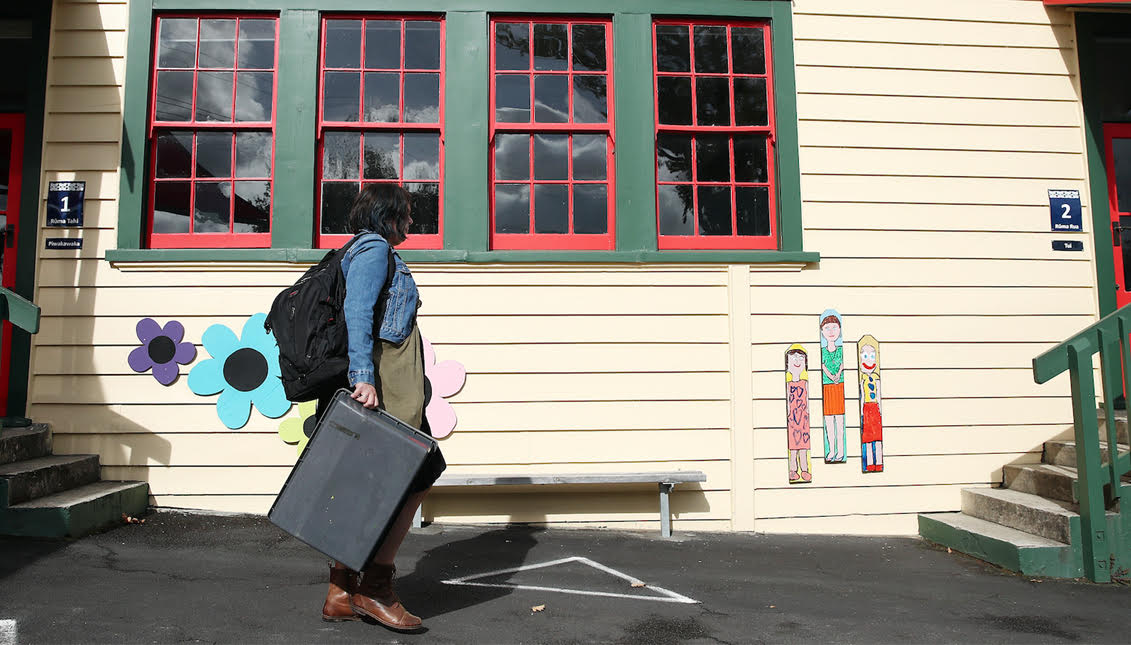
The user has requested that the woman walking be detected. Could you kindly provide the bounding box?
[317,184,446,633]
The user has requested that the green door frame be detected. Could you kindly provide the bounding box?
[0,5,51,418]
[1075,12,1129,317]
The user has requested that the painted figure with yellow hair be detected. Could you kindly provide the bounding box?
[785,344,812,483]
[858,334,884,473]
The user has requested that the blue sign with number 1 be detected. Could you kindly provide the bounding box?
[1049,189,1082,232]
[46,180,85,227]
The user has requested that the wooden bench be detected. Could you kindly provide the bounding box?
[411,471,707,537]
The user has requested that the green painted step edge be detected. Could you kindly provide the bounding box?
[0,483,149,539]
[918,514,1083,579]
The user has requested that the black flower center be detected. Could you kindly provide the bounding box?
[423,376,432,406]
[223,347,268,392]
[302,414,318,439]
[147,336,176,365]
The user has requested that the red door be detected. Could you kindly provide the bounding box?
[0,114,25,416]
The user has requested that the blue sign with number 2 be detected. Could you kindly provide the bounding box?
[1049,189,1082,232]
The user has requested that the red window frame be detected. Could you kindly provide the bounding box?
[147,14,279,249]
[316,15,445,250]
[653,19,777,250]
[489,17,616,251]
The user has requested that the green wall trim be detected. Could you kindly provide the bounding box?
[107,247,819,264]
[118,0,809,262]
[442,11,489,253]
[7,4,52,418]
[1076,14,1120,318]
[613,12,658,252]
[117,0,154,251]
[271,10,319,249]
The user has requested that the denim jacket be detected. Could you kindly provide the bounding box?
[340,232,420,387]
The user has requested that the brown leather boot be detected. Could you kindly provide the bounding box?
[350,563,424,632]
[322,561,360,622]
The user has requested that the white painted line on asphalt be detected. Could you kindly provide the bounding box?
[441,555,698,604]
[0,619,17,645]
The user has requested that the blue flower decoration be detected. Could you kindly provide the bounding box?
[188,313,291,429]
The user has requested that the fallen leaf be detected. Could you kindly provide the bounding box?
[947,548,952,554]
[631,582,646,588]
[531,605,546,613]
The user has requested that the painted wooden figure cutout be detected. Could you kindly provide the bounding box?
[785,344,813,483]
[819,309,847,463]
[858,334,884,473]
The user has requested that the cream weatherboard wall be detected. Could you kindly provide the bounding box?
[27,0,1098,535]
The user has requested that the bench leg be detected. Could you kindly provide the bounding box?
[412,503,422,529]
[659,483,675,538]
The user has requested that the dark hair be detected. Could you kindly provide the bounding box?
[347,184,412,242]
[820,315,841,329]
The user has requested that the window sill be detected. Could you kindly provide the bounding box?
[106,247,819,267]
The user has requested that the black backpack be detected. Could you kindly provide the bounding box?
[265,235,394,402]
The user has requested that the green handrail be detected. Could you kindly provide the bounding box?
[1033,304,1131,583]
[0,287,40,334]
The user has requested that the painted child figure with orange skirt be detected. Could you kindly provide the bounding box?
[858,334,884,473]
[819,310,846,463]
[785,344,812,483]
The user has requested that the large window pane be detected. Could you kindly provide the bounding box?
[155,131,193,178]
[406,182,440,234]
[366,20,401,69]
[534,184,568,233]
[496,23,530,70]
[658,184,694,235]
[195,131,232,178]
[572,134,607,181]
[199,19,235,69]
[696,77,730,126]
[731,27,766,75]
[153,182,191,233]
[534,75,568,123]
[734,136,767,183]
[404,73,440,123]
[494,134,529,181]
[657,77,692,125]
[534,133,568,181]
[573,76,607,123]
[323,72,361,122]
[235,71,273,121]
[736,186,770,236]
[321,182,359,234]
[196,71,233,121]
[496,75,530,123]
[363,132,400,180]
[238,19,276,69]
[233,180,271,233]
[573,184,607,234]
[155,71,193,121]
[656,135,692,182]
[404,133,440,180]
[194,181,231,233]
[323,132,360,180]
[404,21,441,70]
[495,184,530,233]
[696,135,730,183]
[697,185,732,235]
[693,26,728,74]
[325,20,362,69]
[572,25,606,71]
[656,25,690,73]
[534,23,568,71]
[364,72,399,122]
[236,131,272,177]
[158,18,197,69]
[734,78,768,126]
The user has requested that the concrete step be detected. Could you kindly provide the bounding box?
[961,487,1084,544]
[1003,463,1080,503]
[918,512,1081,578]
[0,454,100,507]
[1094,407,1129,444]
[0,424,51,465]
[1044,440,1131,469]
[0,480,149,538]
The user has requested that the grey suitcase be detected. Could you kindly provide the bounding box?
[268,389,438,571]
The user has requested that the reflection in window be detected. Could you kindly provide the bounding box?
[653,20,776,249]
[490,18,615,250]
[318,16,444,248]
[148,14,277,247]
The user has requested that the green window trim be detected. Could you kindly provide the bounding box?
[117,0,814,265]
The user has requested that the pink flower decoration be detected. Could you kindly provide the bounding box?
[423,337,465,439]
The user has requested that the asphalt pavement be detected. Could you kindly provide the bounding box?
[1,510,1129,644]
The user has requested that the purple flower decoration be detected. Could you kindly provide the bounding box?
[128,318,197,385]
